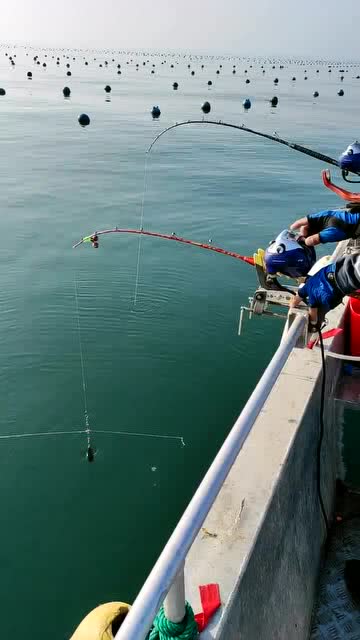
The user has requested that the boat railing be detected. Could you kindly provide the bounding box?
[115,313,307,639]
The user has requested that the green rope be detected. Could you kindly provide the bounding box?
[147,602,199,640]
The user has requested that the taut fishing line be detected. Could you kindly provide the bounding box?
[134,151,149,305]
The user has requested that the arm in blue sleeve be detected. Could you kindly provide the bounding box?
[335,254,360,294]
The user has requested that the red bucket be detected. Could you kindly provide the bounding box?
[349,296,360,356]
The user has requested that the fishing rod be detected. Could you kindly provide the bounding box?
[147,120,360,182]
[73,228,255,265]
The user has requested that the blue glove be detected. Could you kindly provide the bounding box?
[308,209,360,243]
[297,262,343,311]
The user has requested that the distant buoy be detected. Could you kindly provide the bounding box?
[66,63,70,68]
[117,70,121,75]
[151,105,161,118]
[151,70,155,74]
[232,69,236,74]
[173,82,179,89]
[117,64,121,69]
[304,76,308,80]
[292,76,296,81]
[207,80,212,86]
[201,101,211,114]
[274,78,279,84]
[338,89,344,96]
[245,78,250,84]
[270,96,278,106]
[85,61,88,65]
[0,88,6,96]
[243,98,251,109]
[340,76,344,81]
[67,71,72,76]
[191,70,195,76]
[43,63,46,67]
[27,71,32,79]
[216,70,220,75]
[86,445,95,462]
[104,85,111,93]
[78,113,90,126]
[313,91,319,97]
[63,86,71,97]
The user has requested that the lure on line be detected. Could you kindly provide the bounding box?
[73,228,255,266]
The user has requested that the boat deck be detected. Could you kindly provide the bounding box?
[310,486,360,640]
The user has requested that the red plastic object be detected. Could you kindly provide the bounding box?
[195,583,221,632]
[307,328,343,350]
[349,297,360,356]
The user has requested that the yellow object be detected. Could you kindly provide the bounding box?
[253,248,266,270]
[70,602,131,640]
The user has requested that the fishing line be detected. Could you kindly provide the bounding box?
[0,429,185,446]
[134,151,150,305]
[74,275,94,459]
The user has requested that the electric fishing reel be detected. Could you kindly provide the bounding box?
[238,229,320,346]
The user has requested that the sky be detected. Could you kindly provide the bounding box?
[2,0,360,60]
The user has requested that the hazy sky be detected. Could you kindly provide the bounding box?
[2,0,360,59]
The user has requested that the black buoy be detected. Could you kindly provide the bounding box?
[78,113,90,126]
[304,76,308,80]
[66,63,70,68]
[340,75,344,81]
[63,86,71,97]
[207,80,212,86]
[67,71,72,76]
[151,70,155,74]
[338,89,344,96]
[27,71,32,79]
[243,98,251,109]
[292,76,296,81]
[201,101,211,114]
[85,61,88,65]
[232,69,236,74]
[151,105,161,118]
[173,82,179,89]
[104,85,111,93]
[216,70,220,74]
[191,70,195,76]
[0,88,6,96]
[274,77,279,84]
[86,445,95,462]
[270,96,278,106]
[117,70,121,75]
[117,64,121,68]
[245,78,250,84]
[313,91,319,97]
[43,62,46,67]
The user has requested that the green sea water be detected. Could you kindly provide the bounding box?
[1,48,360,638]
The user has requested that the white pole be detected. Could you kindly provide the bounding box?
[163,565,185,623]
[115,314,306,640]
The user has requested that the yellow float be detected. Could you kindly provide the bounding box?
[70,602,131,640]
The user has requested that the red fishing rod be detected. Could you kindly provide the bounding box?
[73,227,255,266]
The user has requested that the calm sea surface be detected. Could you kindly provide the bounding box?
[0,48,359,638]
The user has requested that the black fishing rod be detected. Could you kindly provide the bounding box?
[147,119,360,180]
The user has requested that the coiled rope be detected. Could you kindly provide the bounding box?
[147,603,198,640]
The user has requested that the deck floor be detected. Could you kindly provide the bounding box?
[310,489,360,640]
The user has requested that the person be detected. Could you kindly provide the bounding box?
[289,207,360,323]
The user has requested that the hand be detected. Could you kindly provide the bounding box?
[290,262,344,323]
[291,209,360,246]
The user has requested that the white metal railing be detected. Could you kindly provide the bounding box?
[116,313,307,639]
